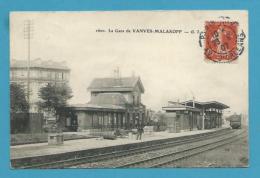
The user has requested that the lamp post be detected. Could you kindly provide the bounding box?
[24,20,33,111]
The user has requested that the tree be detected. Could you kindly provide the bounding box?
[10,83,29,113]
[38,83,73,129]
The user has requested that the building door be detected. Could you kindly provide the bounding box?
[71,114,78,131]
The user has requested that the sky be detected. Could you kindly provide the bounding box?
[10,11,248,115]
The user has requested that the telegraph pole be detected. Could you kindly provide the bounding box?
[24,20,33,111]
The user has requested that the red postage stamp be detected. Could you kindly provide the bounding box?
[205,21,238,62]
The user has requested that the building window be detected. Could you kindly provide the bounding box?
[108,113,111,125]
[15,70,26,78]
[98,114,103,125]
[46,71,51,79]
[30,70,37,78]
[56,72,62,80]
[14,71,18,78]
[104,113,108,127]
[66,118,71,126]
[51,72,55,79]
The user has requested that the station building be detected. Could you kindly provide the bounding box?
[10,58,70,112]
[10,58,70,133]
[63,76,146,132]
[162,100,229,132]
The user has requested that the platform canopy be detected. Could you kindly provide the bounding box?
[181,100,229,110]
[162,101,201,112]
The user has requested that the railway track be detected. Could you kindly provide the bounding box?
[117,130,246,168]
[75,129,245,168]
[13,128,240,169]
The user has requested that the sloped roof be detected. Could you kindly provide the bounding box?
[181,100,229,109]
[89,93,128,106]
[67,93,127,111]
[67,103,125,111]
[88,77,144,93]
[11,58,70,71]
[167,101,188,108]
[162,101,200,112]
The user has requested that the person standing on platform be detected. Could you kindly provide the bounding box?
[136,124,140,140]
[140,125,144,140]
[136,125,144,140]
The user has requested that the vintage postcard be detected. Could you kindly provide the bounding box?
[10,11,248,168]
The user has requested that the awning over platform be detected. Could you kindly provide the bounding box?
[162,101,201,112]
[181,100,229,110]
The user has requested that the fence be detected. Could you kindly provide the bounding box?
[11,113,44,134]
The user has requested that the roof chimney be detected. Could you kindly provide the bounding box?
[113,67,120,78]
[113,67,122,86]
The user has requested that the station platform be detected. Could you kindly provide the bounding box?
[11,127,229,160]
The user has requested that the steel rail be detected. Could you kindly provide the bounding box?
[153,134,247,168]
[14,128,234,169]
[115,130,245,168]
[71,129,235,168]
